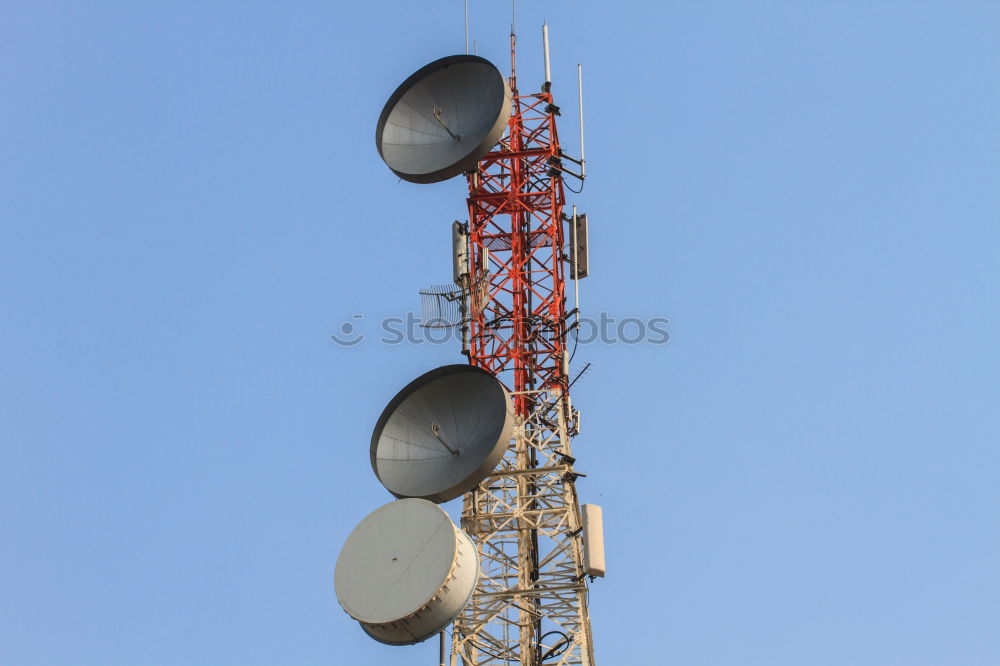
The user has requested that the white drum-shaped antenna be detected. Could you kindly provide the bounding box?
[376,55,512,184]
[371,365,514,503]
[334,499,480,645]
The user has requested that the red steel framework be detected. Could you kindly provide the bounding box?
[454,33,594,666]
[465,35,569,416]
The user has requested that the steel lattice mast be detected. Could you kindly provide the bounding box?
[451,33,595,666]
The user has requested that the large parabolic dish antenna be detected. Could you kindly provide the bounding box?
[334,498,479,645]
[376,55,512,184]
[371,365,514,503]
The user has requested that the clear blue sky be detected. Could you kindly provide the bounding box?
[2,2,998,665]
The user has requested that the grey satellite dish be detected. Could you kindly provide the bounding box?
[334,498,480,645]
[376,55,512,184]
[371,364,514,503]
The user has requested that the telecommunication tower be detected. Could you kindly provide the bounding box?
[334,21,600,666]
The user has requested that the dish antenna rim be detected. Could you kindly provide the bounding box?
[375,54,512,184]
[369,363,513,503]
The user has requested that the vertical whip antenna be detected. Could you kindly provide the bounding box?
[578,63,586,179]
[464,0,469,54]
[542,22,551,87]
[509,30,517,90]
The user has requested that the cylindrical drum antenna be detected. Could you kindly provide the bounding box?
[334,499,480,645]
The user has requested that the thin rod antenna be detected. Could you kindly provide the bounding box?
[577,64,586,179]
[439,630,446,666]
[510,30,517,88]
[511,0,516,35]
[464,0,469,54]
[474,40,478,55]
[542,23,551,86]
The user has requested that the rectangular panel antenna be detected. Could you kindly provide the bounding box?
[452,220,469,286]
[582,504,606,577]
[571,213,589,279]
